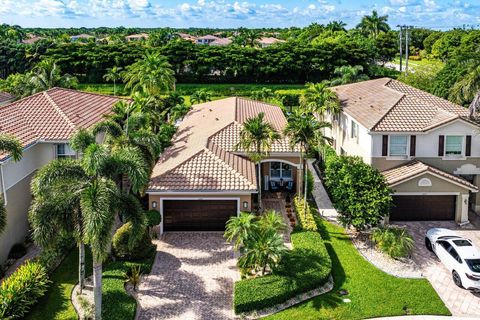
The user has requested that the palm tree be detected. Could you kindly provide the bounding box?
[300,82,341,116]
[0,134,22,234]
[236,112,280,211]
[356,10,390,38]
[330,65,369,86]
[326,21,347,32]
[224,212,257,250]
[29,59,78,92]
[450,64,480,106]
[123,52,175,96]
[31,139,147,320]
[103,66,123,96]
[284,109,331,209]
[190,89,212,104]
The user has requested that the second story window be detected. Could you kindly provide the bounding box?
[350,120,359,143]
[389,135,408,157]
[445,136,463,157]
[56,143,76,159]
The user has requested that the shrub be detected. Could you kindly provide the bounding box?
[112,223,155,261]
[371,226,415,259]
[144,210,161,227]
[306,169,314,196]
[0,261,50,319]
[293,196,317,232]
[322,146,392,230]
[275,90,301,107]
[234,230,331,314]
[8,243,27,260]
[123,265,142,291]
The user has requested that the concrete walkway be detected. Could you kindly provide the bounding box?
[367,316,479,320]
[307,160,339,222]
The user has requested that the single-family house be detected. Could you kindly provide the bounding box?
[125,33,149,42]
[258,37,285,48]
[146,97,301,233]
[177,32,197,42]
[22,36,45,44]
[327,78,480,224]
[70,34,94,42]
[209,38,232,46]
[196,35,220,45]
[0,88,120,263]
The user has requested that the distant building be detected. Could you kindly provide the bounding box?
[70,34,94,42]
[258,37,285,48]
[196,35,220,45]
[177,32,197,42]
[125,33,149,42]
[22,36,45,44]
[209,38,232,46]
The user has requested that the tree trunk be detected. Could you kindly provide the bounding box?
[79,243,85,294]
[257,162,262,211]
[93,259,103,320]
[303,156,308,212]
[113,80,116,97]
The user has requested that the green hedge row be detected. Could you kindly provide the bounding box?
[233,230,331,314]
[293,196,318,232]
[0,261,50,319]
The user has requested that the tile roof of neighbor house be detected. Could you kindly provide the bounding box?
[125,33,149,40]
[22,36,45,44]
[196,35,220,40]
[0,87,121,161]
[209,38,232,46]
[331,78,471,132]
[0,92,14,104]
[382,160,478,191]
[148,97,298,192]
[258,37,285,45]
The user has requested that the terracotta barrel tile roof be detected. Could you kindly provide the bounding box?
[332,78,471,132]
[382,160,478,191]
[148,97,299,192]
[0,88,121,161]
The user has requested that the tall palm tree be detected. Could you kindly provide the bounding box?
[326,21,347,32]
[29,59,78,92]
[190,89,212,104]
[356,10,390,38]
[300,82,341,116]
[31,140,147,320]
[0,134,22,234]
[450,64,480,106]
[123,52,175,96]
[330,65,369,86]
[284,109,331,209]
[103,66,123,96]
[236,112,280,210]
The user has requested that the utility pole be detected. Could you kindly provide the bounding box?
[405,26,409,75]
[397,25,403,72]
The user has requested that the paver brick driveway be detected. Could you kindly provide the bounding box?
[394,215,480,316]
[136,232,239,320]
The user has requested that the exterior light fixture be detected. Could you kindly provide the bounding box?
[243,201,248,209]
[152,201,158,208]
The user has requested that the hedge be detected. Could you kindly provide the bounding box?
[293,196,317,232]
[0,261,50,319]
[233,230,331,314]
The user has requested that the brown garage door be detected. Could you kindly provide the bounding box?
[163,200,237,231]
[391,195,455,221]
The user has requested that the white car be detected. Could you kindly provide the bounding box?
[425,228,480,291]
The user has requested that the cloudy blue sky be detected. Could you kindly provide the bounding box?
[0,0,479,29]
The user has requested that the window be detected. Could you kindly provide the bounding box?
[389,135,408,156]
[466,259,480,273]
[56,144,76,159]
[269,162,293,180]
[445,136,463,157]
[350,121,359,142]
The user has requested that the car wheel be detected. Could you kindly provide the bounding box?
[425,237,433,252]
[452,271,463,288]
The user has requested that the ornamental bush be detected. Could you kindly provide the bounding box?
[322,146,392,230]
[293,196,317,232]
[0,261,50,319]
[144,210,161,227]
[112,223,155,261]
[371,226,415,259]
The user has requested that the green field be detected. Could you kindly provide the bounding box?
[392,58,444,70]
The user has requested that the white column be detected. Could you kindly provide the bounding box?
[459,194,470,224]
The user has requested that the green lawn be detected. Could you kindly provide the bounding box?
[392,58,444,70]
[26,248,155,320]
[265,218,450,320]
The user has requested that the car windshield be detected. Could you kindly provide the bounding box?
[466,259,480,273]
[453,239,472,247]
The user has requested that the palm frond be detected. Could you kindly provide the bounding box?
[0,133,23,161]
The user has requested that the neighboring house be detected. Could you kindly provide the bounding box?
[177,32,197,42]
[70,34,94,42]
[21,36,45,44]
[209,38,232,46]
[125,33,149,41]
[196,35,220,45]
[0,88,120,263]
[147,97,301,233]
[0,92,14,105]
[327,78,480,224]
[258,37,285,48]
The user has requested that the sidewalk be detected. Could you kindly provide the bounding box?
[307,159,338,222]
[367,316,479,320]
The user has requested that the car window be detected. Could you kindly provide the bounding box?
[447,246,462,263]
[453,239,472,247]
[438,241,451,251]
[466,259,480,273]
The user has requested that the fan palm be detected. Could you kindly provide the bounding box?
[190,89,212,104]
[0,134,22,234]
[123,52,175,96]
[284,109,331,209]
[330,65,370,86]
[356,10,390,38]
[29,59,78,93]
[236,112,280,210]
[103,66,123,96]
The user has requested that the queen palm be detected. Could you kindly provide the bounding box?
[103,66,123,96]
[29,59,78,92]
[123,52,175,96]
[301,82,341,116]
[331,65,369,86]
[30,139,147,320]
[236,112,280,211]
[190,89,212,104]
[356,10,390,38]
[284,109,331,209]
[450,63,480,106]
[0,134,22,234]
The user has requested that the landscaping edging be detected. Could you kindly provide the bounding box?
[239,274,334,319]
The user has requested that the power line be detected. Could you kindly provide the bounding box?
[397,25,413,74]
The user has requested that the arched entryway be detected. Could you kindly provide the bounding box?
[260,159,302,194]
